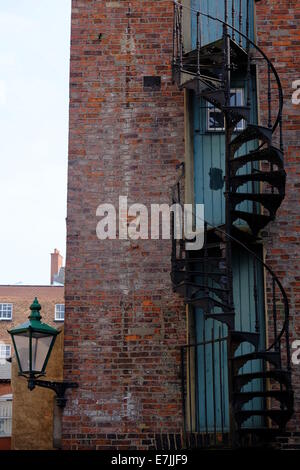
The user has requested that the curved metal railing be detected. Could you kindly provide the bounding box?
[171,169,291,377]
[171,1,292,441]
[173,0,284,149]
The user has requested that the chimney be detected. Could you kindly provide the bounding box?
[50,249,63,285]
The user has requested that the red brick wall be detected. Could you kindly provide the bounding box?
[63,0,185,450]
[0,437,11,450]
[256,0,300,433]
[0,382,11,396]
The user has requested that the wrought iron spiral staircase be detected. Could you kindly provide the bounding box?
[171,1,293,448]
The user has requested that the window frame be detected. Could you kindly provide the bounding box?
[54,303,65,322]
[0,396,12,437]
[207,88,246,132]
[0,344,11,359]
[0,304,13,321]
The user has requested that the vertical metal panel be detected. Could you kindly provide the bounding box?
[232,245,265,428]
[191,0,255,48]
[193,75,258,227]
[193,98,225,227]
[195,246,265,431]
[195,314,229,432]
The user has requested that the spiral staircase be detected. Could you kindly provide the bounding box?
[171,1,293,448]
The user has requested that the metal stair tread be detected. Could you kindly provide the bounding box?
[217,224,259,244]
[238,427,287,435]
[222,105,251,123]
[231,210,274,235]
[230,169,286,190]
[233,390,292,403]
[235,409,293,426]
[231,209,274,223]
[180,75,222,95]
[230,146,284,174]
[187,295,232,310]
[174,282,229,302]
[205,311,235,328]
[231,331,259,341]
[172,269,227,276]
[234,369,290,388]
[176,282,229,293]
[229,193,284,217]
[230,125,273,151]
[230,192,284,205]
[201,88,226,107]
[181,37,248,72]
[232,351,281,369]
[174,257,225,265]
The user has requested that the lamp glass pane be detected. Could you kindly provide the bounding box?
[31,335,53,372]
[13,335,30,373]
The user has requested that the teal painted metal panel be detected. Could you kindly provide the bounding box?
[191,0,255,48]
[191,0,266,432]
[193,74,258,227]
[232,245,266,428]
[195,246,266,431]
[195,314,229,432]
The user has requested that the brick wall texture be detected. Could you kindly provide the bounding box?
[63,0,300,449]
[63,0,186,450]
[0,383,11,396]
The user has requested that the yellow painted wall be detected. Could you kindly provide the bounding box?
[11,327,64,450]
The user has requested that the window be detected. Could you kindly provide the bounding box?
[0,344,11,359]
[55,304,65,321]
[0,396,12,437]
[207,88,245,132]
[0,304,12,320]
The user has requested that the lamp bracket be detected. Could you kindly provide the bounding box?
[28,379,78,408]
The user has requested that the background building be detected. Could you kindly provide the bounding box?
[0,363,11,450]
[0,249,64,449]
[63,0,300,450]
[51,248,65,286]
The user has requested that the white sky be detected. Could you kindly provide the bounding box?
[0,0,71,285]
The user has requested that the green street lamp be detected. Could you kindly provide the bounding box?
[8,297,58,385]
[8,297,77,407]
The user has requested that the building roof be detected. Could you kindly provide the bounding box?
[0,285,64,288]
[0,361,11,381]
[0,285,64,298]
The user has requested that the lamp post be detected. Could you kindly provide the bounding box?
[8,297,77,408]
